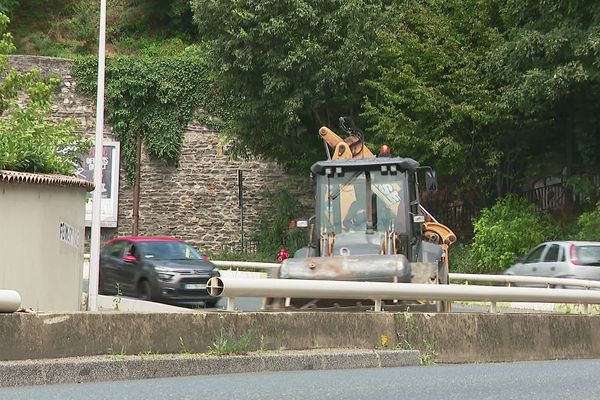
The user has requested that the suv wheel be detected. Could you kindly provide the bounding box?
[205,299,219,308]
[137,280,153,301]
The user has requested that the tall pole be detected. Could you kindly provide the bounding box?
[88,0,107,311]
[238,169,244,251]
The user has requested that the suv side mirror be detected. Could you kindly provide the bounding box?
[122,254,138,263]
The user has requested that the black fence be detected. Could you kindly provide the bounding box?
[522,183,569,212]
[220,239,260,254]
[424,201,480,242]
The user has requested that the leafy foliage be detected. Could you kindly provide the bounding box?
[6,0,600,232]
[448,243,477,274]
[9,0,196,57]
[0,0,19,17]
[0,12,89,175]
[190,0,388,172]
[483,0,600,193]
[578,202,600,241]
[471,195,552,272]
[362,0,504,201]
[251,188,307,257]
[73,52,228,181]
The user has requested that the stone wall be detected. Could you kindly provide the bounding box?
[9,55,311,253]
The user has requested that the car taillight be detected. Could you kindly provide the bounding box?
[570,245,578,265]
[202,255,209,260]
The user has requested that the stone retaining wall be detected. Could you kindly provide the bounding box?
[9,55,311,253]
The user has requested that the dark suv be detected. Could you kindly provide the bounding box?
[99,237,220,307]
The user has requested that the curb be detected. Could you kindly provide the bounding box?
[0,349,420,388]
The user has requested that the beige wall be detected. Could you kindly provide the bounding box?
[0,182,86,311]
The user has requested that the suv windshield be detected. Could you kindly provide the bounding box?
[318,170,407,234]
[138,241,202,260]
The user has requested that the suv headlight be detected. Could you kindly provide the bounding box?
[157,273,175,282]
[155,266,175,282]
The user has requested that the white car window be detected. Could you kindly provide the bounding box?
[524,245,545,263]
[543,244,560,262]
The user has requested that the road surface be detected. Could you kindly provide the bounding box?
[2,359,598,399]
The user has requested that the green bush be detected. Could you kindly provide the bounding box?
[578,201,600,241]
[448,243,476,273]
[252,188,308,258]
[471,195,552,273]
[0,13,90,175]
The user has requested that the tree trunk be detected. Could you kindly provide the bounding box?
[132,128,142,236]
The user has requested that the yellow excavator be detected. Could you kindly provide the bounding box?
[270,118,456,311]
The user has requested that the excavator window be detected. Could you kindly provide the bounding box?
[318,169,408,235]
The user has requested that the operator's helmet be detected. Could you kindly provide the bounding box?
[277,247,289,262]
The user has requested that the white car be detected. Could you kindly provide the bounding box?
[505,241,600,282]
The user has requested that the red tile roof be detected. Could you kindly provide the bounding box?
[0,169,94,191]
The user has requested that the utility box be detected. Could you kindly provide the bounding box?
[0,170,93,311]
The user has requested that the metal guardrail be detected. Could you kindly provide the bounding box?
[85,257,600,313]
[211,261,600,291]
[206,277,600,313]
[449,273,600,289]
[0,289,21,313]
[211,260,280,271]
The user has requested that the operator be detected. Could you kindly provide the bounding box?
[343,200,367,230]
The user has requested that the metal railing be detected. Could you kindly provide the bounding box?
[211,261,600,291]
[206,277,600,313]
[0,289,21,313]
[211,260,280,271]
[449,273,600,289]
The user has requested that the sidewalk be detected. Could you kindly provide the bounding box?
[0,349,420,388]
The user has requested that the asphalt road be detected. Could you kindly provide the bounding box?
[2,359,599,400]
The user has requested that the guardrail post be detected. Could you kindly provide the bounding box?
[583,303,589,315]
[489,301,498,313]
[374,299,382,312]
[226,297,236,312]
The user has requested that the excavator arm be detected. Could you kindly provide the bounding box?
[319,126,374,160]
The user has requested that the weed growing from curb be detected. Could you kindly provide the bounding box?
[208,329,255,356]
[179,337,194,358]
[139,350,160,360]
[108,345,126,361]
[112,283,122,311]
[396,310,439,366]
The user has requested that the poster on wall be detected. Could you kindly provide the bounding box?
[76,141,120,228]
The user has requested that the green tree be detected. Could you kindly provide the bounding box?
[578,201,600,241]
[471,195,552,273]
[0,13,89,175]
[484,0,600,191]
[0,0,19,17]
[362,0,505,202]
[190,0,388,172]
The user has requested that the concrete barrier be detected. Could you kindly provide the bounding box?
[0,312,599,363]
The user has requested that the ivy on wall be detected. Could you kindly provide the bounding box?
[72,52,231,181]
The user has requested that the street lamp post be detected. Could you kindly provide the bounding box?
[88,0,107,311]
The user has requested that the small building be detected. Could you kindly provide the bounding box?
[0,170,93,311]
